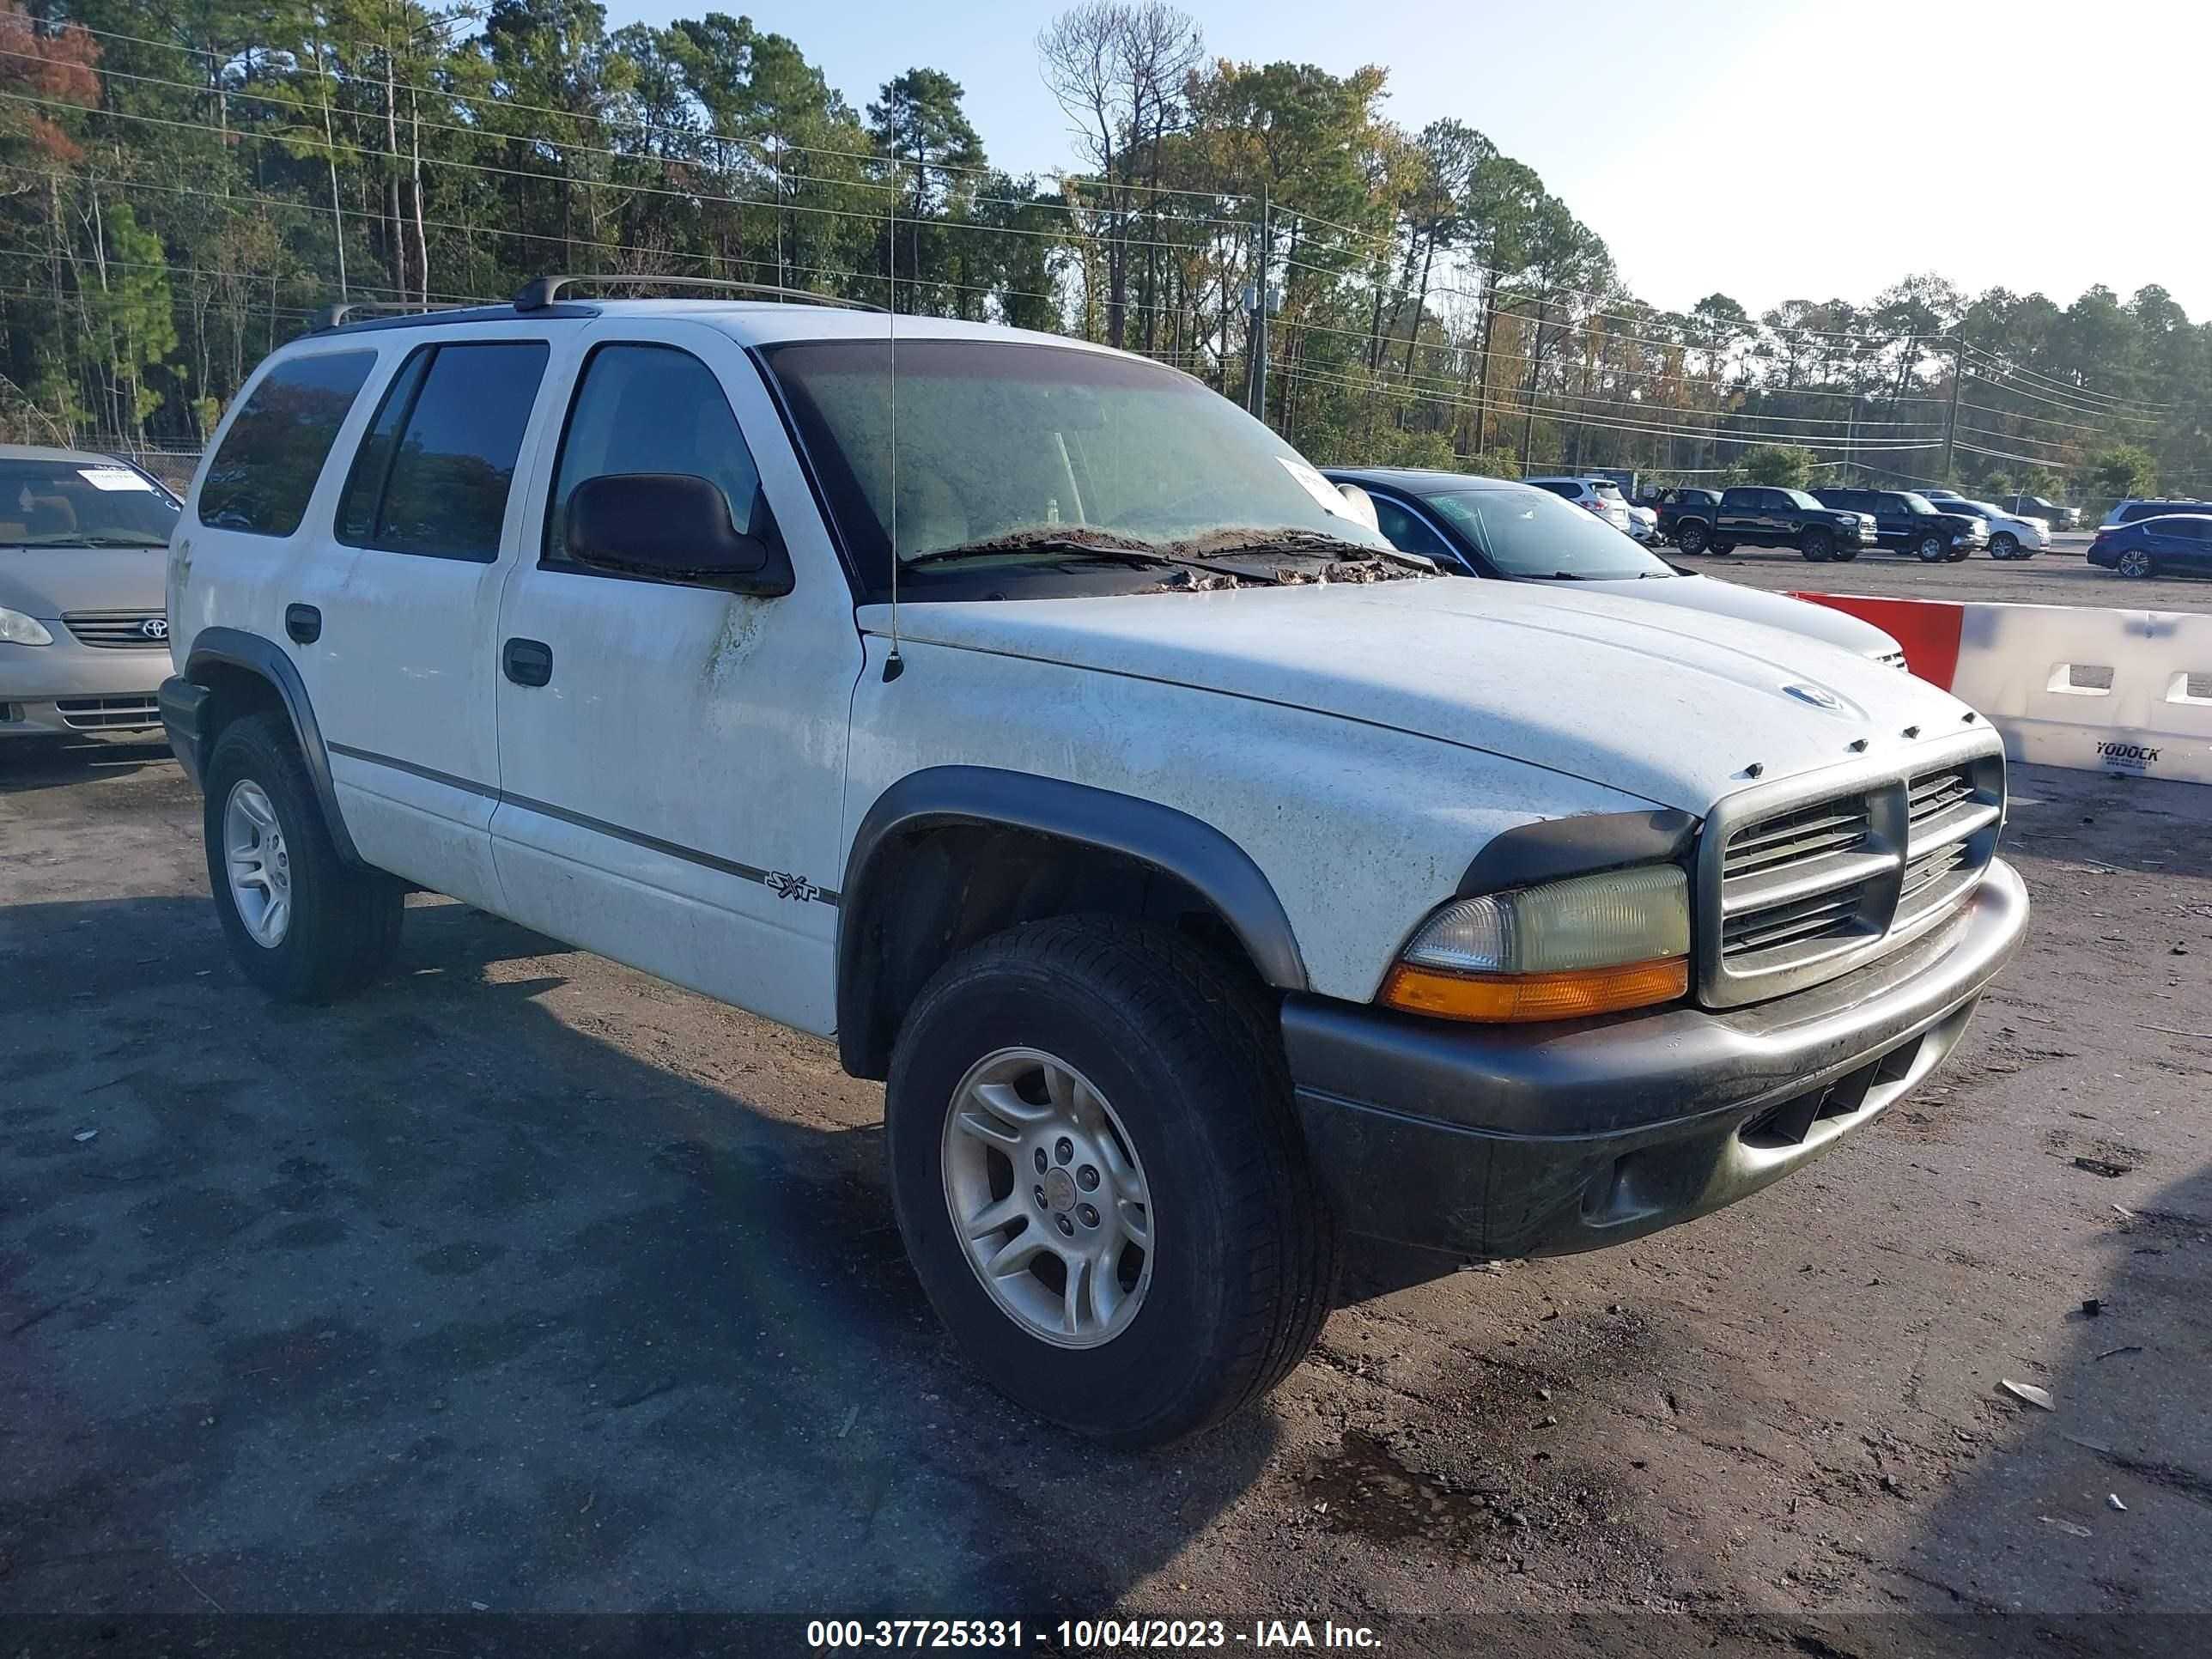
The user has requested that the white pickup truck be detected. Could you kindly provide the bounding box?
[160,285,2028,1447]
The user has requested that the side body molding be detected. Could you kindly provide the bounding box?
[836,766,1310,1073]
[180,625,362,866]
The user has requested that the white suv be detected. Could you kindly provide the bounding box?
[160,286,2027,1445]
[1522,476,1633,534]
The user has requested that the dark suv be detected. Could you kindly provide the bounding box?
[1668,486,1874,562]
[1812,489,1988,562]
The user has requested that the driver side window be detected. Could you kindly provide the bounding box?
[1370,496,1453,562]
[544,343,764,571]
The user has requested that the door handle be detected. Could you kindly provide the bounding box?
[285,604,321,645]
[503,637,553,687]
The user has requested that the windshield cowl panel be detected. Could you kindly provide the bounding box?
[758,337,1396,602]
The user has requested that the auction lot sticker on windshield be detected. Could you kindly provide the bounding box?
[1279,456,1357,519]
[78,466,155,492]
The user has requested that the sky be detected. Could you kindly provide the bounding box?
[611,0,2212,321]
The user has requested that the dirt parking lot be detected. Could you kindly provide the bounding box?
[1693,532,2212,611]
[3,731,2209,1655]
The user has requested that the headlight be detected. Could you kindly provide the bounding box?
[0,606,55,646]
[1378,865,1691,1023]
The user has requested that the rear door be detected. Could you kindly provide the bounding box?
[488,319,862,1036]
[284,328,559,907]
[1717,488,1759,542]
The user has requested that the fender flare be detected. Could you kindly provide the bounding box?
[836,766,1309,1073]
[181,625,362,866]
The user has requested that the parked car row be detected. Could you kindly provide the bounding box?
[1323,468,1910,663]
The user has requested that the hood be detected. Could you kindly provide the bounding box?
[870,577,1978,814]
[1577,573,1899,660]
[0,545,168,617]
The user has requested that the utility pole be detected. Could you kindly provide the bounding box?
[1247,184,1270,423]
[1519,295,1547,472]
[1941,336,1966,483]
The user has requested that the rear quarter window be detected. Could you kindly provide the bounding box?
[196,351,377,538]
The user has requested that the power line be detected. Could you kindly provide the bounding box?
[44,17,1254,204]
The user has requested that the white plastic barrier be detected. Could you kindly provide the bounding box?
[1948,601,2212,787]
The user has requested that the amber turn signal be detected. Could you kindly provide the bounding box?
[1378,955,1690,1024]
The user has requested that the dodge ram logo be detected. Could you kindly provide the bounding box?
[140,617,169,641]
[1783,682,1841,711]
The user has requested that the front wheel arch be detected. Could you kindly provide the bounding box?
[836,768,1307,1079]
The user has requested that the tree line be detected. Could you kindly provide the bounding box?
[1,0,2203,507]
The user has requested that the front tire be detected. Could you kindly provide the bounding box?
[1800,528,1835,562]
[1990,532,2018,559]
[2116,550,2156,579]
[885,917,1337,1448]
[1674,521,1709,555]
[203,712,401,1002]
[1916,532,1950,562]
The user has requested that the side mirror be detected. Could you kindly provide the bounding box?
[1334,482,1380,533]
[564,473,792,595]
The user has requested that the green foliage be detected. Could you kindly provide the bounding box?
[2085,443,2157,498]
[1739,444,1819,489]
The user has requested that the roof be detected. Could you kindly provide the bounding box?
[301,295,1138,359]
[0,442,131,466]
[1321,465,1528,495]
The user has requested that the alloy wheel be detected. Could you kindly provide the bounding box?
[223,779,292,947]
[941,1046,1153,1349]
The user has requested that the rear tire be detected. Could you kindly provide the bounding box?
[1709,541,1735,556]
[885,916,1338,1449]
[203,712,402,1002]
[2116,550,2156,579]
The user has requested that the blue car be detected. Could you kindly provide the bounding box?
[2086,513,2212,580]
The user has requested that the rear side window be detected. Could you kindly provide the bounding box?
[197,351,376,537]
[543,343,764,569]
[337,341,549,561]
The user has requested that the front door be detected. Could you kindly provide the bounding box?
[489,320,863,1036]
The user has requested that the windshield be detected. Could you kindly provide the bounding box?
[0,458,179,547]
[1425,487,1675,580]
[1781,489,1826,511]
[761,338,1395,599]
[1963,501,2004,517]
[1899,492,1939,514]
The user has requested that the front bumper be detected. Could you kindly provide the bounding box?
[1284,859,2028,1260]
[0,635,168,738]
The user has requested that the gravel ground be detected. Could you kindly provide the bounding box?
[1688,532,2212,611]
[3,733,2209,1656]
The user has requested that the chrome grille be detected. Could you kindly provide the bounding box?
[56,696,161,730]
[1698,734,2006,1007]
[63,610,168,649]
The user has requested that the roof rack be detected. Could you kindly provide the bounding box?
[313,299,489,331]
[511,274,884,313]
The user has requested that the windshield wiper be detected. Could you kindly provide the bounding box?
[900,530,1279,585]
[10,534,170,549]
[1176,526,1435,574]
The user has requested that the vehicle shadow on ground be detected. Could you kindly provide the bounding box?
[1900,1156,2212,1647]
[1999,767,2212,883]
[0,894,1279,1614]
[0,734,175,795]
